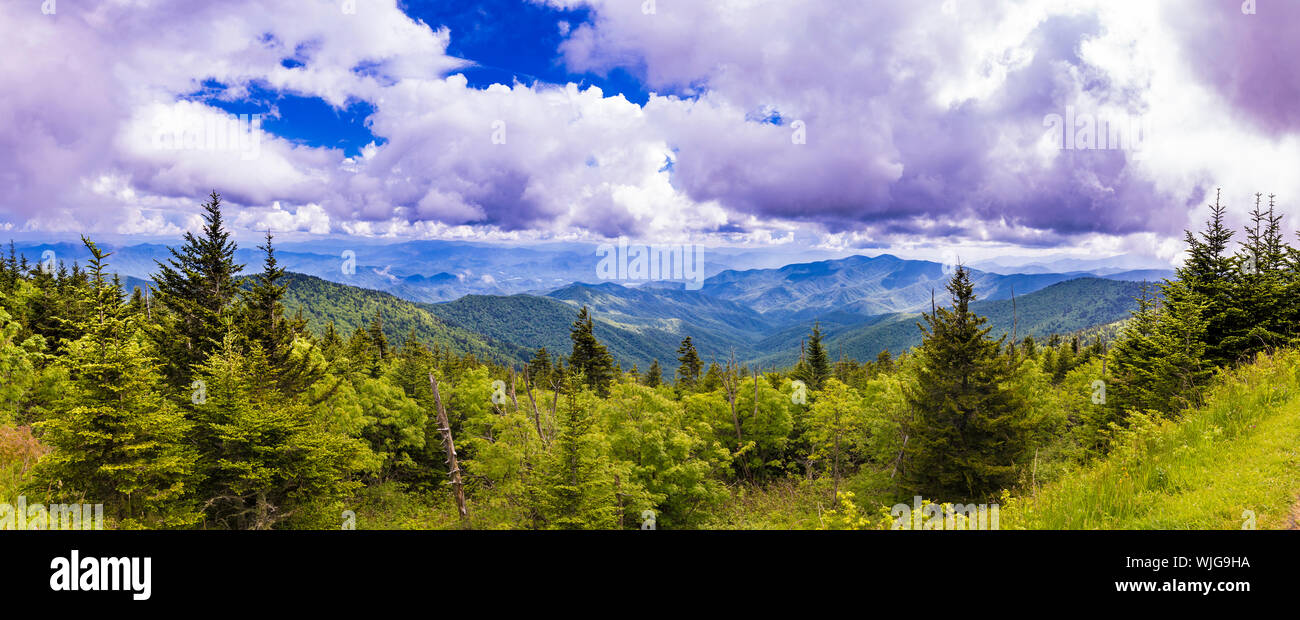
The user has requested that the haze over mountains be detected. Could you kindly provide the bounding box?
[11,239,1172,306]
[10,239,1166,370]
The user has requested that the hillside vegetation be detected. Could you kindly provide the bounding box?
[278,273,516,365]
[1001,349,1300,529]
[1,189,1296,531]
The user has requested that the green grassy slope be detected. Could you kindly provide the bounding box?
[1002,349,1300,529]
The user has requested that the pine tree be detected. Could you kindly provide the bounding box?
[1174,189,1236,366]
[567,306,615,396]
[190,331,368,529]
[366,310,389,360]
[527,347,553,387]
[239,231,320,394]
[793,322,831,391]
[27,238,199,527]
[643,359,662,388]
[541,374,617,529]
[151,191,244,387]
[1107,280,1211,421]
[675,336,702,390]
[1223,193,1289,360]
[901,266,1034,501]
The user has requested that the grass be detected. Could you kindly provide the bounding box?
[701,479,829,529]
[0,424,44,507]
[1001,349,1300,529]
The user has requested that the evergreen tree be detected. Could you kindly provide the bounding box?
[239,231,321,394]
[527,347,553,387]
[27,238,199,527]
[366,310,389,360]
[542,374,617,529]
[568,306,616,396]
[151,191,244,387]
[320,321,344,360]
[874,349,894,374]
[643,359,662,388]
[1107,280,1211,421]
[701,361,724,392]
[190,331,368,529]
[675,336,702,390]
[793,322,831,391]
[1223,194,1290,360]
[901,266,1034,501]
[1174,189,1236,366]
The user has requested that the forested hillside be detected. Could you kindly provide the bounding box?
[423,292,693,372]
[753,277,1148,367]
[277,273,516,365]
[1,190,1297,530]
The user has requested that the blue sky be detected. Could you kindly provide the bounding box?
[196,0,653,158]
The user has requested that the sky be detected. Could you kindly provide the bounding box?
[2,0,1298,266]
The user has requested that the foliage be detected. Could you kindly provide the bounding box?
[2,187,1297,530]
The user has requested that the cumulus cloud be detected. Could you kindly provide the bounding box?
[0,0,1296,258]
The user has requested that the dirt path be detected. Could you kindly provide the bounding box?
[1288,499,1300,530]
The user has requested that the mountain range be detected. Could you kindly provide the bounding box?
[12,241,1165,370]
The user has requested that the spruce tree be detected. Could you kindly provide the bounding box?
[320,321,344,360]
[701,362,723,392]
[1108,280,1211,421]
[901,266,1033,501]
[644,359,663,388]
[1223,194,1289,360]
[793,322,831,390]
[542,374,617,529]
[1174,189,1236,366]
[568,306,615,396]
[874,349,894,374]
[675,336,702,390]
[190,331,368,529]
[367,310,389,360]
[528,347,553,387]
[151,190,243,387]
[27,238,199,527]
[239,231,320,394]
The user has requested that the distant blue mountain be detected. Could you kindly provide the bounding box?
[684,254,1087,318]
[11,240,1166,320]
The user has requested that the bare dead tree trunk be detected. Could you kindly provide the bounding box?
[547,377,560,443]
[832,432,840,502]
[429,373,468,522]
[721,352,751,480]
[508,370,520,412]
[890,434,909,479]
[522,372,544,442]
